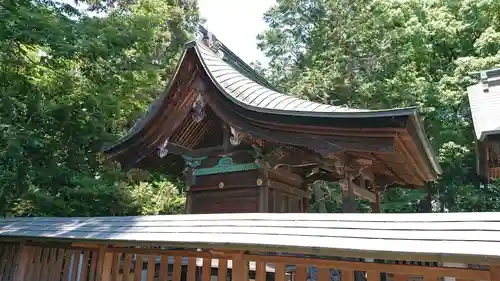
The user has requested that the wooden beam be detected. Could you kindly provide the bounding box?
[341,178,376,202]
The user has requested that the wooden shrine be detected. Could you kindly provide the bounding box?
[103,27,441,214]
[468,67,500,182]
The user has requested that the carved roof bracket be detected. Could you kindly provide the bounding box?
[158,138,169,158]
[229,126,244,146]
[191,92,206,123]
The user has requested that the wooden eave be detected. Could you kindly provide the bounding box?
[102,40,441,186]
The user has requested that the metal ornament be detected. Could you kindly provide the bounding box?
[158,138,169,158]
[192,93,206,123]
[229,126,243,146]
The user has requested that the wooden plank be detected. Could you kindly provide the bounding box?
[100,252,114,281]
[490,266,500,281]
[80,250,90,281]
[232,254,247,281]
[317,268,330,281]
[89,251,99,281]
[187,257,196,281]
[46,248,58,281]
[40,247,51,281]
[255,261,266,281]
[146,255,156,281]
[133,255,143,281]
[53,249,65,281]
[295,265,307,281]
[62,250,73,281]
[0,244,13,281]
[13,246,33,281]
[366,271,381,281]
[158,255,169,281]
[341,269,354,281]
[110,253,121,281]
[172,256,182,281]
[95,246,107,281]
[340,178,376,202]
[245,255,490,281]
[7,244,22,281]
[393,274,407,281]
[274,263,285,281]
[71,250,82,281]
[218,258,228,281]
[122,253,133,281]
[202,258,211,281]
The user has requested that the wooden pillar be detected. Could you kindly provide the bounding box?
[371,187,381,213]
[341,172,357,213]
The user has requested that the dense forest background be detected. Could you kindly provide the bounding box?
[1,0,500,217]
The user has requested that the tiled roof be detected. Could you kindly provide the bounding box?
[467,68,500,140]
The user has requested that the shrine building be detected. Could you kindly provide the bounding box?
[103,27,441,214]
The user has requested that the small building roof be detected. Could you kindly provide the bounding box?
[0,212,499,264]
[467,68,500,141]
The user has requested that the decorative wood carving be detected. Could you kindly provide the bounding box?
[229,126,244,146]
[158,138,169,158]
[191,92,206,123]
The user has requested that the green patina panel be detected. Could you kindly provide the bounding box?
[193,156,259,176]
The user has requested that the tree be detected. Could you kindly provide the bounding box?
[0,0,199,216]
[258,0,500,212]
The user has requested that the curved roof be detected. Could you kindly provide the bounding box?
[194,41,421,118]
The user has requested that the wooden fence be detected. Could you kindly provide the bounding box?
[0,242,495,281]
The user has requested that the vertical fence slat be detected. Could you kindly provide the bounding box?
[134,255,143,281]
[28,247,42,281]
[111,253,121,281]
[218,259,228,281]
[394,274,408,281]
[1,244,14,281]
[341,269,354,281]
[122,254,133,281]
[158,255,169,281]
[490,266,500,281]
[80,250,90,281]
[40,246,51,281]
[274,263,285,281]
[317,268,330,281]
[202,258,211,281]
[89,251,99,281]
[6,244,21,281]
[0,244,11,281]
[53,249,66,281]
[172,256,182,281]
[72,250,82,281]
[295,265,307,281]
[146,255,155,281]
[47,248,58,281]
[187,257,196,281]
[255,261,266,281]
[13,246,33,281]
[100,252,114,281]
[63,250,74,281]
[366,271,381,281]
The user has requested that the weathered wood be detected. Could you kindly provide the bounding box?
[81,250,90,281]
[187,257,196,281]
[89,250,99,281]
[100,252,114,281]
[110,252,120,281]
[341,269,355,281]
[202,257,211,281]
[366,271,381,281]
[134,255,144,281]
[274,263,285,281]
[147,255,156,281]
[295,265,308,281]
[72,250,82,281]
[255,261,266,281]
[159,254,169,281]
[172,256,182,281]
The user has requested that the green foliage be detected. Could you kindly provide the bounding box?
[0,0,199,217]
[259,0,500,212]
